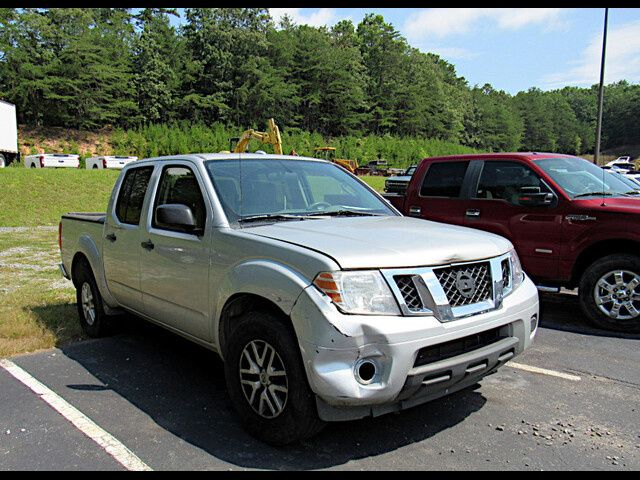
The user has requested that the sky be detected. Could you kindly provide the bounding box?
[170,8,640,95]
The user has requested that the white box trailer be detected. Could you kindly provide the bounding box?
[85,155,138,169]
[0,100,19,167]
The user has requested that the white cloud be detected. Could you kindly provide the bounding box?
[404,8,566,40]
[542,19,640,88]
[269,8,338,28]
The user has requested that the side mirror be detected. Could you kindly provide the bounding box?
[155,204,199,233]
[518,191,554,207]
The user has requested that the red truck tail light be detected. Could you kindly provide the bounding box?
[39,155,45,168]
[58,222,62,251]
[102,158,107,169]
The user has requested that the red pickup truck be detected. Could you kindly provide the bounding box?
[384,152,640,333]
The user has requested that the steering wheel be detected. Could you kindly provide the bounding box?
[308,201,332,211]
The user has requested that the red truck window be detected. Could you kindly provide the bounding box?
[420,161,469,198]
[475,161,550,205]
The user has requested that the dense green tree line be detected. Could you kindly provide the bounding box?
[1,8,638,154]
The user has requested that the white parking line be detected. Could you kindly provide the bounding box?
[506,361,582,382]
[0,359,152,471]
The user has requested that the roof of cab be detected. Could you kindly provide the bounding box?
[420,152,577,163]
[131,153,328,166]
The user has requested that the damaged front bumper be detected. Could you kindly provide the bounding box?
[290,275,539,422]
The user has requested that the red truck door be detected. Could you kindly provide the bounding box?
[462,159,564,282]
[406,160,473,226]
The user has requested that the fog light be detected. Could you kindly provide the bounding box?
[530,314,538,334]
[354,358,378,385]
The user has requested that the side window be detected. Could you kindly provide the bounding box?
[475,161,550,205]
[420,161,470,197]
[115,167,154,225]
[153,166,206,231]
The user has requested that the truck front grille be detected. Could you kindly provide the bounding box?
[394,275,423,311]
[434,262,492,307]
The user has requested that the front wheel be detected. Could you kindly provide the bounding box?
[579,254,640,333]
[223,310,324,445]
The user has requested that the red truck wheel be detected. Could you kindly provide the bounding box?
[579,254,640,333]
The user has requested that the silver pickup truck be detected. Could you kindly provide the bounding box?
[59,153,539,445]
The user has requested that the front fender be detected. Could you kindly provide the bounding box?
[213,259,312,348]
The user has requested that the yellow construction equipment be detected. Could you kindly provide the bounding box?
[230,118,283,155]
[313,147,358,174]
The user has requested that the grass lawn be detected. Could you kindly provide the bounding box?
[0,168,120,227]
[0,227,82,357]
[359,175,386,192]
[0,169,387,357]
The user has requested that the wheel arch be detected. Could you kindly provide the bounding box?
[572,239,640,286]
[217,293,296,360]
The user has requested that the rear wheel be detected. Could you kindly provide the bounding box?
[74,261,112,337]
[30,163,36,168]
[579,254,640,333]
[92,164,98,169]
[223,310,324,445]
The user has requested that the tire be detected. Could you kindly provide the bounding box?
[74,260,113,337]
[579,254,640,333]
[30,163,36,168]
[92,165,98,169]
[224,310,324,445]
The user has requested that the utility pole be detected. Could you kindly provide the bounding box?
[594,8,608,164]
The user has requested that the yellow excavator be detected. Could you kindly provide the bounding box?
[313,147,358,174]
[228,118,283,155]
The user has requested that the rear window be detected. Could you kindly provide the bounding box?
[115,166,154,225]
[420,161,470,197]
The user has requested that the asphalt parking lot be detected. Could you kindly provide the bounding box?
[1,291,639,471]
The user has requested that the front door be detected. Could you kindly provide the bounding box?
[463,160,563,282]
[139,163,211,341]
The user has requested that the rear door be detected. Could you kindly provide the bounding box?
[139,162,211,341]
[102,165,155,312]
[463,159,563,281]
[407,160,476,226]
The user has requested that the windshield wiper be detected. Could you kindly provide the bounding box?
[303,209,382,217]
[238,214,309,224]
[573,192,616,198]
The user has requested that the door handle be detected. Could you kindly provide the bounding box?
[141,240,155,251]
[105,233,117,242]
[408,206,421,216]
[466,209,481,218]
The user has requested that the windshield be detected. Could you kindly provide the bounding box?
[405,166,416,176]
[204,159,396,224]
[607,170,640,191]
[533,156,637,199]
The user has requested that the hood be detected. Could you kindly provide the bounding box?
[573,196,640,214]
[243,216,512,270]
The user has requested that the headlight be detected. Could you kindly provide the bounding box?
[508,249,525,292]
[313,271,400,315]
